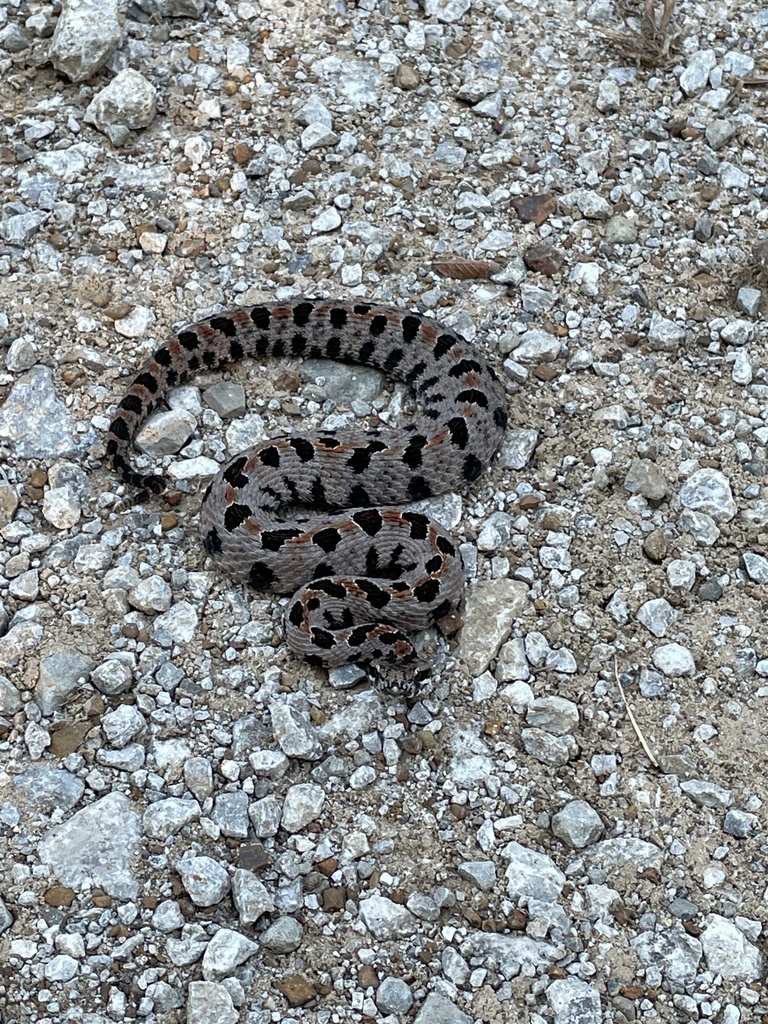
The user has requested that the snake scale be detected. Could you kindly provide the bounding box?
[107,300,507,673]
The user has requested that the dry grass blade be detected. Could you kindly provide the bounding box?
[431,258,503,280]
[613,658,660,768]
[646,0,675,36]
[601,0,679,69]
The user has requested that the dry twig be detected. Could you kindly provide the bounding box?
[614,658,660,768]
[601,0,679,69]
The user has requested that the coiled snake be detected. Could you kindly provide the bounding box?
[107,300,507,674]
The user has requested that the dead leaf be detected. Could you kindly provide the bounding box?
[432,258,503,280]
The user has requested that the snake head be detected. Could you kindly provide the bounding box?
[367,649,445,702]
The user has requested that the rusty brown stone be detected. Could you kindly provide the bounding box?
[45,886,77,908]
[513,193,556,225]
[276,974,316,1008]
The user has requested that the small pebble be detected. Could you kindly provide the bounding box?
[377,976,414,1014]
[736,286,761,317]
[551,800,604,849]
[652,643,696,678]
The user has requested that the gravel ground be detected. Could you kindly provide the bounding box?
[1,0,767,1021]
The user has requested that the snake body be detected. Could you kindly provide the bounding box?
[107,300,507,669]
